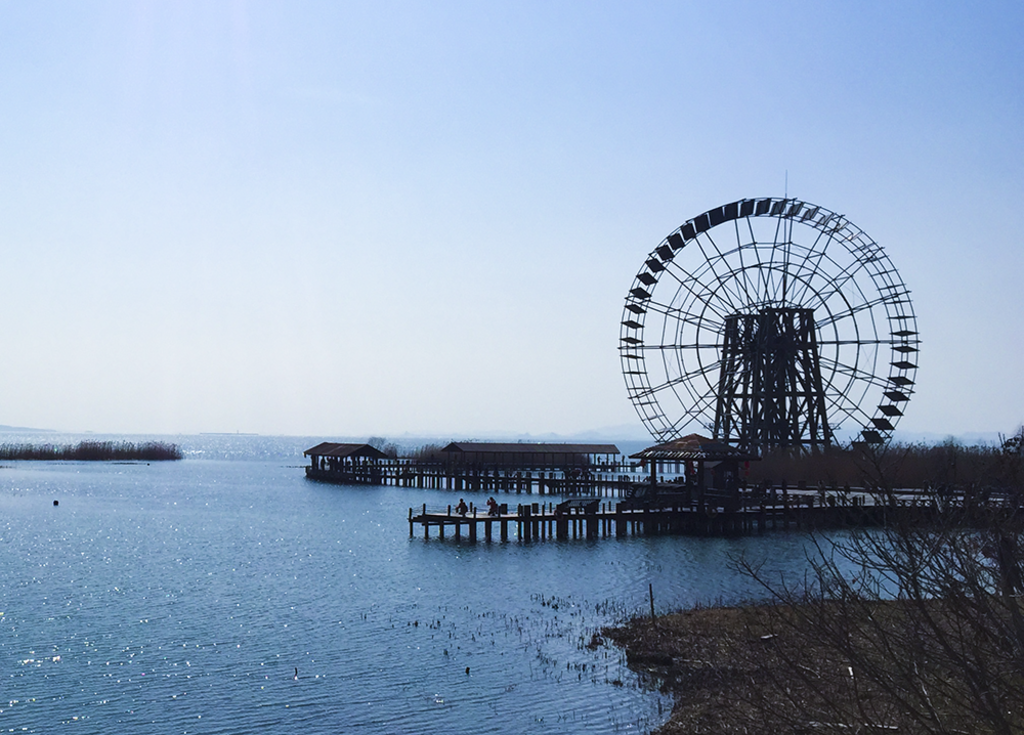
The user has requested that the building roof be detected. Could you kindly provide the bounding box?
[630,434,757,462]
[440,442,621,455]
[303,442,390,460]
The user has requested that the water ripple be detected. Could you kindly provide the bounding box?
[0,437,825,734]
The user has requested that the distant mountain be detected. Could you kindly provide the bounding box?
[0,424,55,433]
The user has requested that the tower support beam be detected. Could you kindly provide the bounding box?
[714,308,832,453]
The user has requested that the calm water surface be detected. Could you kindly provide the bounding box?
[1,435,823,734]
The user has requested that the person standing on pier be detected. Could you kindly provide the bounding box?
[456,498,468,516]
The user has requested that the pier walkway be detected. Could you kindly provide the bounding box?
[308,464,637,496]
[409,486,887,542]
[304,441,639,497]
[409,485,1021,542]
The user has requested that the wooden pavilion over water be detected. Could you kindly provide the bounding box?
[304,442,391,484]
[304,440,625,492]
[631,433,755,482]
[628,433,758,511]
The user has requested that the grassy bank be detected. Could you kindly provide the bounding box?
[0,440,183,461]
[604,606,774,734]
[606,596,1024,735]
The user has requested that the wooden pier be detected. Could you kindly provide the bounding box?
[308,464,636,496]
[302,440,1021,542]
[408,487,887,542]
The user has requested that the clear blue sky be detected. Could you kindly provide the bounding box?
[1,1,1021,439]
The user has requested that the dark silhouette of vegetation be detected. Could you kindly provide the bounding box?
[406,442,447,462]
[730,443,1024,734]
[747,430,1024,490]
[0,441,183,461]
[366,436,399,459]
[612,432,1024,734]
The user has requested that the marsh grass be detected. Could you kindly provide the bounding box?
[747,440,1024,490]
[0,440,183,461]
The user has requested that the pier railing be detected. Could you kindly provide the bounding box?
[407,485,1022,542]
[410,488,832,541]
[307,461,643,497]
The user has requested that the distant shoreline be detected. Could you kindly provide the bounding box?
[199,432,259,436]
[0,440,183,462]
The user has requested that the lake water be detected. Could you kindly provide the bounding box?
[0,434,824,734]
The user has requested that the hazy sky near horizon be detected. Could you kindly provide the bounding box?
[1,1,1021,439]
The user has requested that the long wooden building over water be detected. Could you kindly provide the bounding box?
[304,440,625,492]
[438,442,621,469]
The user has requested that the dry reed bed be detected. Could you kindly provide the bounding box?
[0,440,182,461]
[606,597,1024,735]
[747,441,1024,491]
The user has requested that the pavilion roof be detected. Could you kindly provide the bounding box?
[630,434,757,461]
[440,442,620,455]
[303,442,390,460]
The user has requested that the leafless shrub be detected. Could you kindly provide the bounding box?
[614,438,1024,734]
[734,445,1024,735]
[366,436,399,459]
[406,443,447,462]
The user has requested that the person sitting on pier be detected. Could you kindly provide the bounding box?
[486,496,500,516]
[456,498,469,516]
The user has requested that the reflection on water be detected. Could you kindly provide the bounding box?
[0,434,823,734]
